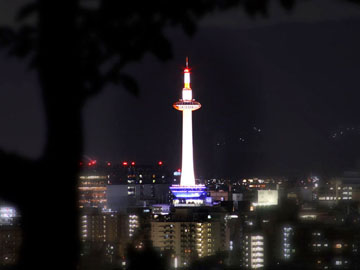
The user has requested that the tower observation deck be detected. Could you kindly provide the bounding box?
[170,58,207,207]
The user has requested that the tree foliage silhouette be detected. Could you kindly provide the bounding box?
[0,0,300,269]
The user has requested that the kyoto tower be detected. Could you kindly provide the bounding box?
[170,58,207,206]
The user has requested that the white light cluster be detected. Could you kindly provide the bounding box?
[250,234,264,269]
[0,207,16,225]
[282,226,293,260]
[129,214,139,237]
[255,190,278,206]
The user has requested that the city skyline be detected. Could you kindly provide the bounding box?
[3,2,360,270]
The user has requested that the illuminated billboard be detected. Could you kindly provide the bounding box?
[256,190,278,206]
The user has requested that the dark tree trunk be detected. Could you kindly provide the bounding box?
[17,1,82,269]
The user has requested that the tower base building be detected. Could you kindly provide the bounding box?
[170,185,207,207]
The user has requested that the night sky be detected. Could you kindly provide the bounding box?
[1,1,360,178]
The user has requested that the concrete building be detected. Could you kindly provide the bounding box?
[209,190,230,202]
[281,225,294,261]
[242,233,265,269]
[0,206,21,267]
[107,184,171,213]
[78,174,108,210]
[150,206,229,267]
[80,209,128,263]
[0,224,21,266]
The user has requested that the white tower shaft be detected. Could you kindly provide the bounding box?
[181,109,195,186]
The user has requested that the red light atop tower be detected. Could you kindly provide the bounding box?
[107,162,111,166]
[184,68,189,73]
[177,168,181,172]
[122,161,128,166]
[131,161,135,166]
[91,160,96,165]
[88,162,92,166]
[158,161,163,166]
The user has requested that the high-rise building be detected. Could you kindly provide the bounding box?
[80,209,128,263]
[79,162,172,212]
[281,226,294,260]
[0,206,21,267]
[170,58,207,207]
[242,233,265,269]
[150,207,229,267]
[0,225,21,266]
[78,174,108,209]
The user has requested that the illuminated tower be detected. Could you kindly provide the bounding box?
[174,58,201,185]
[170,58,207,206]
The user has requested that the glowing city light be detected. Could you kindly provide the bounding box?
[123,161,128,166]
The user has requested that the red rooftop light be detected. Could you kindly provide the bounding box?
[131,161,135,166]
[158,161,163,166]
[91,160,96,165]
[107,162,111,166]
[88,162,92,166]
[123,161,128,166]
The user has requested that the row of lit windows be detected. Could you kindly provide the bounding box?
[318,196,352,200]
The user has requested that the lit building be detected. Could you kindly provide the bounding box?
[315,173,360,204]
[79,161,172,212]
[238,178,280,190]
[282,226,294,260]
[78,174,108,209]
[170,58,207,206]
[80,209,128,263]
[0,207,21,267]
[107,184,171,213]
[0,207,17,226]
[126,207,153,252]
[209,190,230,202]
[128,214,139,238]
[242,233,265,269]
[317,182,353,203]
[150,207,229,267]
[0,225,21,266]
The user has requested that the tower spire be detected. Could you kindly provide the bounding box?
[184,57,191,90]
